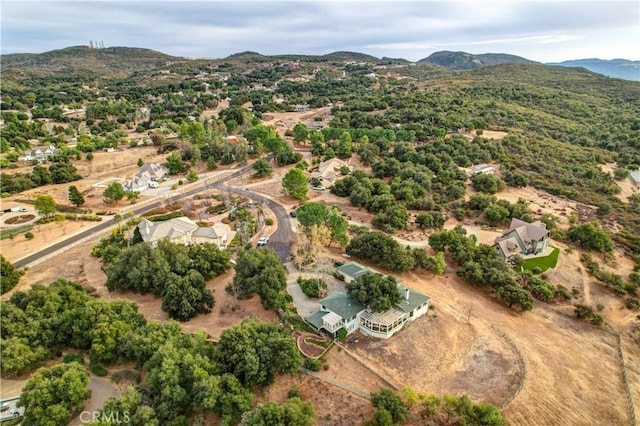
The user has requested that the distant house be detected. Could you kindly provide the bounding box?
[305,262,430,339]
[309,158,353,186]
[630,169,640,192]
[470,163,496,175]
[493,218,550,259]
[294,104,309,112]
[137,217,231,248]
[226,135,239,144]
[123,163,168,193]
[19,145,58,162]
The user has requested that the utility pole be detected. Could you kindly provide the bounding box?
[466,304,473,325]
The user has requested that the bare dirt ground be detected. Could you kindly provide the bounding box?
[495,185,580,227]
[600,163,637,203]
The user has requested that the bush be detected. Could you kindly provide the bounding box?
[265,218,274,226]
[91,365,108,376]
[111,369,142,384]
[24,232,34,240]
[297,277,328,298]
[336,328,347,341]
[287,388,302,399]
[626,298,640,310]
[303,358,322,371]
[63,353,83,364]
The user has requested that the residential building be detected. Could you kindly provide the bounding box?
[306,262,431,339]
[19,145,58,162]
[309,158,353,186]
[470,163,496,175]
[630,169,640,192]
[136,217,231,248]
[493,218,550,259]
[123,163,168,193]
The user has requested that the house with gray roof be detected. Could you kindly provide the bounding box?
[305,269,430,339]
[309,158,353,186]
[493,218,549,260]
[137,217,231,248]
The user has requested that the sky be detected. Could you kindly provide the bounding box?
[2,1,639,62]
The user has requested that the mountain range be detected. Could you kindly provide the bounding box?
[1,46,638,82]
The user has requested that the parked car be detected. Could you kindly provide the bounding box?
[311,185,326,191]
[289,211,297,218]
[257,237,270,246]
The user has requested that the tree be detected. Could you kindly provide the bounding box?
[126,191,139,204]
[370,388,408,424]
[336,131,353,158]
[282,167,308,201]
[471,173,506,194]
[68,185,85,206]
[232,247,287,310]
[347,272,402,312]
[19,363,90,426]
[1,255,24,294]
[239,397,315,426]
[567,223,614,253]
[165,151,185,174]
[137,158,144,167]
[35,194,56,218]
[346,231,415,272]
[252,158,273,178]
[216,318,303,387]
[103,182,125,205]
[296,202,330,227]
[187,169,199,182]
[234,139,249,164]
[293,123,309,143]
[327,209,349,248]
[162,270,214,321]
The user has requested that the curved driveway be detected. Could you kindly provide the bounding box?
[14,163,295,268]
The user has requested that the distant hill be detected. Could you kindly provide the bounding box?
[418,51,538,69]
[1,46,183,80]
[546,58,640,81]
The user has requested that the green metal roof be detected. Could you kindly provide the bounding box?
[337,261,371,279]
[395,285,430,313]
[305,311,327,330]
[320,292,366,320]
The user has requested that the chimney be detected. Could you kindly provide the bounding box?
[404,288,410,301]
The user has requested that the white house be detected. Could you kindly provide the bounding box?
[470,163,496,175]
[19,145,58,162]
[124,163,168,193]
[306,263,430,339]
[137,217,231,248]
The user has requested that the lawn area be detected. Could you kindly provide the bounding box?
[522,246,560,273]
[0,224,33,240]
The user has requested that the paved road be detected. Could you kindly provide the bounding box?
[212,181,295,262]
[14,162,295,268]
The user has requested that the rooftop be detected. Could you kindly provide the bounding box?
[320,292,366,320]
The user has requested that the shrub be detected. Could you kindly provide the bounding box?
[24,232,34,240]
[303,358,322,371]
[91,365,108,376]
[336,328,347,341]
[288,388,302,399]
[63,353,83,364]
[626,298,640,310]
[297,277,328,298]
[265,218,274,226]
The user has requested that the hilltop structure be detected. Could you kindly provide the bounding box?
[493,218,550,260]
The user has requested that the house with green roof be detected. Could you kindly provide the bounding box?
[336,261,374,283]
[305,270,430,339]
